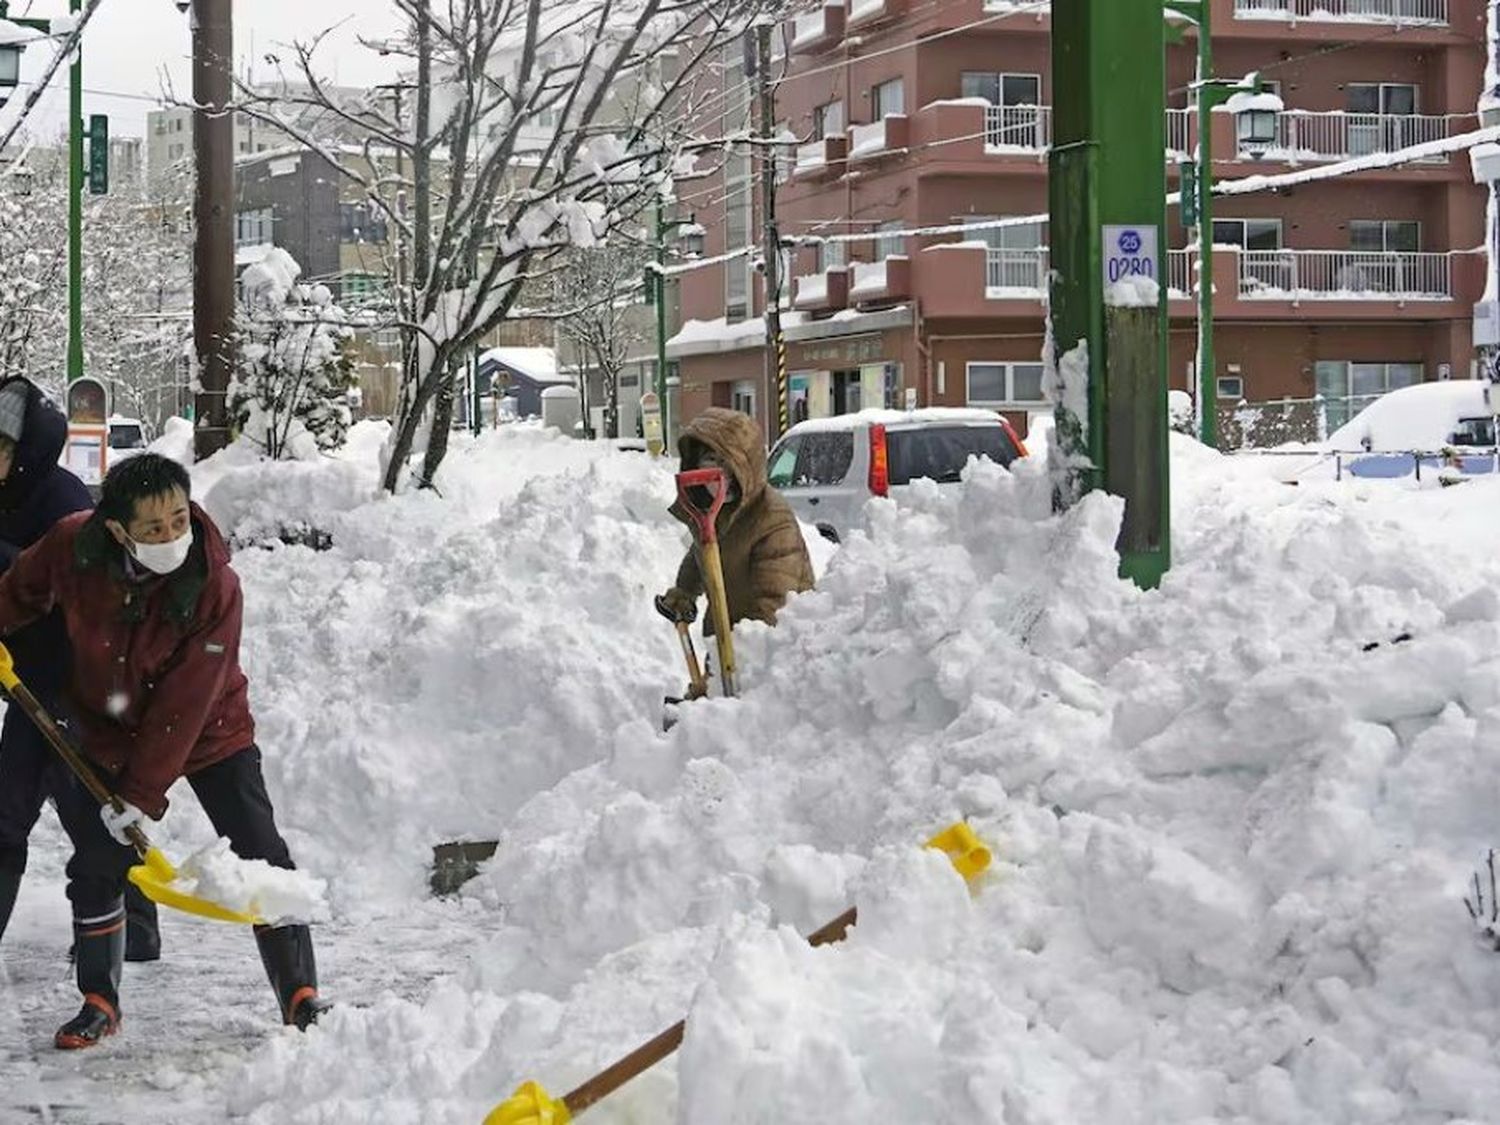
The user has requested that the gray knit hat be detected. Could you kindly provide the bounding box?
[0,382,26,445]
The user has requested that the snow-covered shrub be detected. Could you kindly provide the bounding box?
[231,248,354,460]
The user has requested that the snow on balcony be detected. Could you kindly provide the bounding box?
[1237,250,1453,301]
[795,272,830,306]
[849,259,892,298]
[796,141,829,173]
[792,2,844,52]
[848,117,907,161]
[1233,0,1446,25]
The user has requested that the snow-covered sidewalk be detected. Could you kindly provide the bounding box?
[8,423,1500,1123]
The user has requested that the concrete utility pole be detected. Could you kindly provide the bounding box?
[751,22,787,440]
[192,0,234,459]
[1049,0,1171,588]
[1474,0,1500,411]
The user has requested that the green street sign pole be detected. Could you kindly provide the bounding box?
[1051,0,1171,589]
[67,0,82,383]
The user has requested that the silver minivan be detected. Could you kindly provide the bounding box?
[767,408,1028,542]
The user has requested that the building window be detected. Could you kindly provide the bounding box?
[340,201,389,244]
[960,72,1041,107]
[1347,82,1417,117]
[1349,220,1419,253]
[732,379,757,417]
[168,144,184,161]
[342,273,386,305]
[874,220,903,262]
[872,77,904,119]
[813,100,844,139]
[234,208,273,248]
[1315,360,1422,431]
[957,216,1045,251]
[967,362,1046,407]
[1212,218,1282,250]
[1217,376,1244,400]
[723,45,753,321]
[817,237,846,273]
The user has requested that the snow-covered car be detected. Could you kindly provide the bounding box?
[766,408,1028,542]
[107,415,149,463]
[1325,381,1499,479]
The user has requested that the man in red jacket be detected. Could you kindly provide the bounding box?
[0,452,329,1048]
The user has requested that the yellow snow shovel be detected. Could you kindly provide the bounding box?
[0,642,263,925]
[675,466,737,697]
[483,821,992,1125]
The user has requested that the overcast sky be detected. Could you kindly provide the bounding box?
[13,0,402,141]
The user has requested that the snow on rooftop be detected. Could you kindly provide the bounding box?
[478,346,569,384]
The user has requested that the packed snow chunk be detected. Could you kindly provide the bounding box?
[170,837,328,925]
[1106,275,1160,308]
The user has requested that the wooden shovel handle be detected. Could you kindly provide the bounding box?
[0,644,150,855]
[561,907,858,1115]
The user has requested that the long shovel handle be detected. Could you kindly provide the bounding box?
[699,541,737,697]
[675,623,708,700]
[560,904,861,1116]
[0,643,151,856]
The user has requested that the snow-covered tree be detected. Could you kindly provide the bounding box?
[0,159,67,387]
[231,248,355,460]
[246,0,786,492]
[83,163,194,433]
[554,240,652,439]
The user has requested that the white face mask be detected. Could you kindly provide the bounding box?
[129,528,192,576]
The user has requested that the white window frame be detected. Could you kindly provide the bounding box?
[966,361,1046,408]
[1212,217,1283,250]
[1348,219,1420,253]
[872,77,905,119]
[813,100,844,139]
[731,379,758,417]
[959,71,1042,107]
[1216,375,1244,400]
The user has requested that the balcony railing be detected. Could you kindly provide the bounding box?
[1262,111,1461,161]
[1168,249,1195,297]
[985,248,1050,296]
[982,0,1049,11]
[1238,250,1453,299]
[1166,109,1192,156]
[984,105,1051,151]
[1233,0,1447,25]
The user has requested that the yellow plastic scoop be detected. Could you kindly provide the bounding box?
[0,642,263,925]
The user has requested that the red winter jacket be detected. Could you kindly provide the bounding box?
[0,503,253,817]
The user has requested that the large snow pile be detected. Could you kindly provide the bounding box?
[201,433,1500,1123]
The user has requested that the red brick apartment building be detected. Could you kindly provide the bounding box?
[665,0,1487,444]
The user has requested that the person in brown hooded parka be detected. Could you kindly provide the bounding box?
[658,408,814,631]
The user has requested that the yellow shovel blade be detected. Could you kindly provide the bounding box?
[484,1080,571,1125]
[926,822,992,883]
[127,846,264,926]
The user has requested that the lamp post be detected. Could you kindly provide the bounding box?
[0,0,85,384]
[650,200,702,451]
[1165,1,1279,447]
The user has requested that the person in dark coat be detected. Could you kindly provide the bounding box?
[0,378,160,960]
[0,452,329,1048]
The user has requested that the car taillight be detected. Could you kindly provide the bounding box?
[1001,419,1029,458]
[868,424,889,497]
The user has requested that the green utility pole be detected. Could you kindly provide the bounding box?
[0,0,89,384]
[67,0,81,383]
[1166,1,1266,448]
[1050,0,1170,588]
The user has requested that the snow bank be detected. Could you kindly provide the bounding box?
[215,423,1500,1124]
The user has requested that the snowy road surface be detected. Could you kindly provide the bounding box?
[7,423,1500,1123]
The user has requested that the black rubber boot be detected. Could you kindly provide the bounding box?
[255,924,329,1029]
[55,900,124,1049]
[123,881,161,963]
[0,866,20,944]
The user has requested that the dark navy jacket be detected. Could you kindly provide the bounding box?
[0,377,92,700]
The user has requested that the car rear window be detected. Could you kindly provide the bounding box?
[796,432,855,485]
[886,424,1019,486]
[109,425,144,450]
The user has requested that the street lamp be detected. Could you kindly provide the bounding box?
[1229,90,1282,158]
